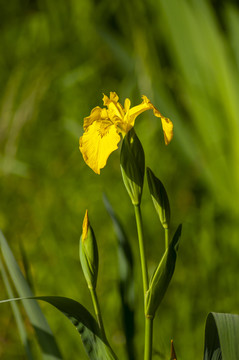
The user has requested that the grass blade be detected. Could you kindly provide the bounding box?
[0,230,62,360]
[19,241,35,293]
[0,296,118,360]
[0,257,34,359]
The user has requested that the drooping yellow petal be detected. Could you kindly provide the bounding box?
[161,116,174,145]
[79,121,121,174]
[127,97,152,127]
[128,95,173,145]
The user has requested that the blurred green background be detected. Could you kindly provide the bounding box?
[1,0,239,359]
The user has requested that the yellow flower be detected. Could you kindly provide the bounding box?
[79,92,173,174]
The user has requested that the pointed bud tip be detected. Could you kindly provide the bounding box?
[170,339,177,360]
[82,210,89,241]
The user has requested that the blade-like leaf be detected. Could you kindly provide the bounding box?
[103,194,135,360]
[0,296,118,360]
[0,257,34,360]
[204,312,239,360]
[0,230,62,360]
[36,296,118,360]
[19,241,35,293]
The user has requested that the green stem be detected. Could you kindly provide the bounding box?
[144,317,153,360]
[134,204,149,297]
[134,204,153,359]
[165,227,169,249]
[89,287,107,341]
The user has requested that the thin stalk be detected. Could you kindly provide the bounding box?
[134,204,149,297]
[165,227,169,249]
[134,205,153,359]
[89,287,107,341]
[144,317,153,360]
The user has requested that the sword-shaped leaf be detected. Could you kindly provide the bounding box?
[204,312,239,360]
[0,296,118,360]
[0,231,118,360]
[0,257,34,360]
[0,230,62,360]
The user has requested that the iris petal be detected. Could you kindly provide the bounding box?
[128,95,173,145]
[161,116,174,145]
[83,106,103,131]
[79,121,121,174]
[127,100,151,127]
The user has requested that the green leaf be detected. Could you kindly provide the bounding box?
[145,225,182,318]
[204,312,239,360]
[0,257,34,360]
[0,231,118,360]
[0,230,62,360]
[19,241,35,293]
[103,194,135,360]
[37,296,118,360]
[0,296,118,360]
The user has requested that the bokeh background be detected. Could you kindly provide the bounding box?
[1,0,239,359]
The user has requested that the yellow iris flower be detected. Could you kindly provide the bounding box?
[79,92,173,174]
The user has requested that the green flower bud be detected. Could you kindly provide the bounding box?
[79,210,99,290]
[145,224,182,318]
[120,128,145,205]
[147,167,170,229]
